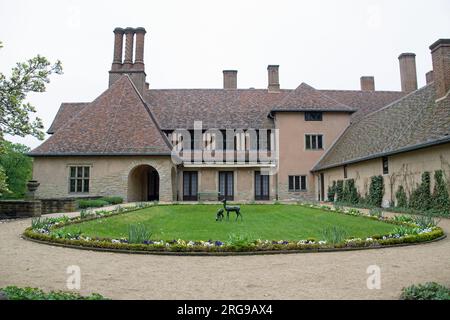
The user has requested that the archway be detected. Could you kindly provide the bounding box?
[127,165,160,202]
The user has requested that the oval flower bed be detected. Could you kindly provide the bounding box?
[22,203,445,255]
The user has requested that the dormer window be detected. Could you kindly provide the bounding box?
[305,111,323,121]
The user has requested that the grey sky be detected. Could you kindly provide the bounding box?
[1,0,449,149]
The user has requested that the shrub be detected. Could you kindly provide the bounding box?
[401,282,450,300]
[77,199,109,209]
[431,170,450,214]
[413,212,440,228]
[393,215,414,224]
[320,226,348,244]
[391,226,419,237]
[409,172,431,211]
[226,233,253,249]
[336,180,344,202]
[343,179,359,204]
[0,286,107,300]
[395,185,408,208]
[99,196,123,205]
[369,208,383,218]
[368,175,384,207]
[128,223,152,244]
[327,181,336,202]
[79,209,95,219]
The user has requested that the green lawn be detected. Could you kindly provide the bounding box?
[59,204,397,241]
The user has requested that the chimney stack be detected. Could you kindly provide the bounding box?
[430,39,450,100]
[109,27,147,94]
[223,70,237,89]
[360,76,375,91]
[112,28,125,65]
[124,27,135,66]
[134,27,146,66]
[398,53,418,93]
[267,65,280,92]
[426,71,434,85]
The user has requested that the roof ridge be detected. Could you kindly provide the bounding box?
[102,81,127,153]
[124,75,173,151]
[277,82,354,111]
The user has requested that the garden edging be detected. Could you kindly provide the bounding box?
[22,233,447,256]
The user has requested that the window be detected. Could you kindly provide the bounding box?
[255,171,270,200]
[305,134,323,150]
[69,166,90,193]
[203,132,216,150]
[219,171,234,200]
[382,156,389,174]
[183,171,198,201]
[288,175,307,192]
[305,111,323,121]
[343,165,348,179]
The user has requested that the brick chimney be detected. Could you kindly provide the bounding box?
[223,70,237,89]
[267,65,280,92]
[430,39,450,100]
[123,27,135,67]
[112,28,124,65]
[134,27,146,67]
[360,76,375,91]
[109,27,147,94]
[398,53,418,93]
[426,71,434,85]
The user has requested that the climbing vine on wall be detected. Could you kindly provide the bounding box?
[431,170,450,214]
[342,179,359,204]
[336,180,344,202]
[327,181,336,202]
[395,185,408,208]
[409,171,431,211]
[368,175,384,207]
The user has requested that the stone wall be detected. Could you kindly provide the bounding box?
[41,198,78,214]
[32,156,175,202]
[0,200,41,219]
[318,143,450,207]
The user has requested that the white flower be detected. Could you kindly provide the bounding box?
[112,239,120,243]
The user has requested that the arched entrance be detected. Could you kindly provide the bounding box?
[127,165,160,202]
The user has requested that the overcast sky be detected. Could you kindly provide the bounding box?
[1,0,449,149]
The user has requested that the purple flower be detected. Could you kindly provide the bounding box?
[214,241,223,246]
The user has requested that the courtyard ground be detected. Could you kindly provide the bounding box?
[0,204,449,299]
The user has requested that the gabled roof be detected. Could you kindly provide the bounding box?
[30,75,172,156]
[44,84,405,133]
[313,83,450,171]
[47,103,89,134]
[270,83,356,115]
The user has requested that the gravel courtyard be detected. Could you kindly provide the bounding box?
[0,208,449,300]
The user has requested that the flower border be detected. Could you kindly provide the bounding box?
[22,203,446,255]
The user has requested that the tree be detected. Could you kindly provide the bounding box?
[0,40,62,195]
[0,141,32,199]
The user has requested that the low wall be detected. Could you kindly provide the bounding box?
[0,200,41,219]
[41,198,77,215]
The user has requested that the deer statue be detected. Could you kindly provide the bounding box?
[221,199,243,221]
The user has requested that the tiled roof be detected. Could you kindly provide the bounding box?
[47,103,89,134]
[145,89,291,130]
[271,83,356,113]
[320,90,406,122]
[30,75,172,156]
[46,83,404,133]
[313,83,450,171]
